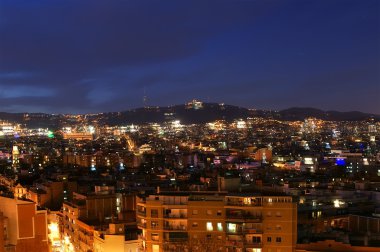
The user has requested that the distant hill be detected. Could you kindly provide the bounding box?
[88,103,258,126]
[279,107,380,121]
[0,104,379,128]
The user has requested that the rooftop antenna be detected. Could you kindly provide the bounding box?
[143,87,148,108]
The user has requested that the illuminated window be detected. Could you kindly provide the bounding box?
[243,198,251,205]
[217,223,223,231]
[151,221,159,229]
[268,198,273,203]
[217,210,222,216]
[206,222,213,231]
[227,223,236,233]
[151,233,159,241]
[152,244,160,252]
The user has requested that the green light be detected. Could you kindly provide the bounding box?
[48,131,54,138]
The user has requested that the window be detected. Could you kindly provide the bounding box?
[227,223,236,233]
[252,236,261,243]
[217,210,222,216]
[217,223,223,231]
[267,212,272,217]
[276,212,281,217]
[151,221,159,229]
[217,235,222,240]
[267,237,272,242]
[207,210,213,215]
[192,210,198,215]
[152,244,159,252]
[206,234,212,239]
[276,237,282,243]
[192,222,198,227]
[276,225,281,230]
[151,209,158,218]
[151,233,159,241]
[206,222,213,231]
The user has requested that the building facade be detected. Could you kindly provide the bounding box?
[0,196,49,252]
[137,192,297,252]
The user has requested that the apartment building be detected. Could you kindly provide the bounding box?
[137,192,297,252]
[62,190,137,252]
[0,196,49,252]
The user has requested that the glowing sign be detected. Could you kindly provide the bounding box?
[335,158,345,166]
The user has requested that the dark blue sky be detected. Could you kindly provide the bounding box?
[0,0,379,114]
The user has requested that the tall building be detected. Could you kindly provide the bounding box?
[0,196,49,252]
[11,146,20,172]
[137,192,297,252]
[62,190,137,252]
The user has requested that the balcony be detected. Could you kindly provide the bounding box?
[163,213,187,219]
[244,228,263,234]
[226,240,244,247]
[164,237,188,243]
[137,223,147,228]
[244,242,262,248]
[226,212,262,222]
[226,201,262,207]
[137,210,146,217]
[151,225,160,230]
[163,225,187,231]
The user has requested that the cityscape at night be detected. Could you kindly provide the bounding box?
[0,0,380,252]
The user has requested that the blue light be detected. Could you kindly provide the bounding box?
[336,158,345,166]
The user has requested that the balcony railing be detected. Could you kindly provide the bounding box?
[226,240,244,247]
[244,241,262,248]
[226,214,262,222]
[226,201,262,207]
[244,227,263,234]
[164,225,187,231]
[137,223,147,228]
[137,210,146,217]
[164,237,188,243]
[163,214,187,218]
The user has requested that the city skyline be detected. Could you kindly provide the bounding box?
[0,0,379,114]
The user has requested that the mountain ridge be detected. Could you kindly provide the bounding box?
[0,104,379,128]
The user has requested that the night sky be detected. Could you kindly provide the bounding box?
[0,0,379,114]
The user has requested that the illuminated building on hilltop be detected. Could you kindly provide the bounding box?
[186,99,203,110]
